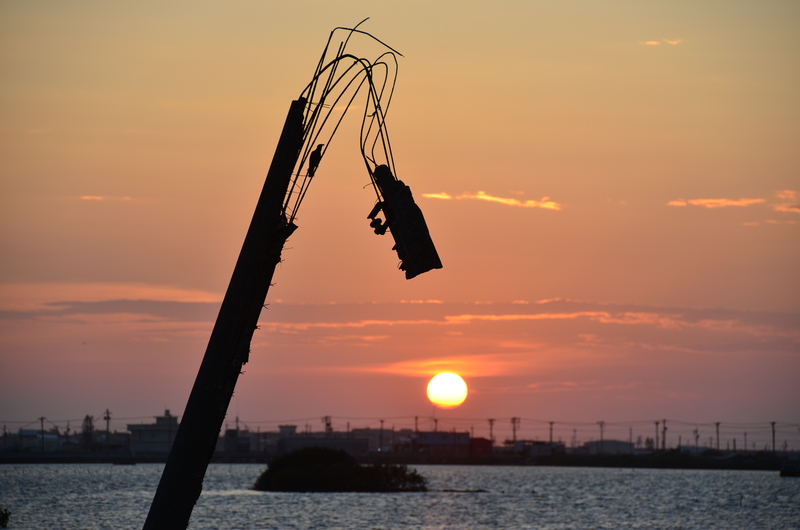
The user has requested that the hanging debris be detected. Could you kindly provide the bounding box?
[368,165,442,278]
[283,19,442,278]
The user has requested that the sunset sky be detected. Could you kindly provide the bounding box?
[1,1,798,448]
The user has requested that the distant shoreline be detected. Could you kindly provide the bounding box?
[1,450,793,472]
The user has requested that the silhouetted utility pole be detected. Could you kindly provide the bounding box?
[39,417,45,454]
[434,418,438,432]
[379,419,384,450]
[322,416,332,437]
[143,99,306,530]
[715,422,720,451]
[744,431,748,451]
[104,409,111,457]
[511,417,520,443]
[488,418,495,444]
[654,421,660,451]
[549,421,554,445]
[143,26,440,528]
[414,416,418,433]
[598,421,605,455]
[662,419,667,451]
[771,422,776,452]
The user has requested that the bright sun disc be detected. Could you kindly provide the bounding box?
[427,372,468,409]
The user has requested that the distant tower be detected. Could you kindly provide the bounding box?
[322,416,332,437]
[598,421,605,455]
[771,422,776,453]
[104,409,112,456]
[511,417,520,443]
[654,421,660,451]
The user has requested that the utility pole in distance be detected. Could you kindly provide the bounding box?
[39,417,45,454]
[322,416,332,437]
[771,422,776,453]
[104,409,111,457]
[511,417,520,443]
[654,421,660,451]
[598,421,605,455]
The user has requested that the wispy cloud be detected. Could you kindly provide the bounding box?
[773,190,800,214]
[362,353,534,377]
[670,191,800,216]
[80,195,134,202]
[668,198,766,208]
[0,282,222,312]
[641,39,682,46]
[526,380,641,394]
[421,192,452,200]
[460,191,561,210]
[423,191,561,210]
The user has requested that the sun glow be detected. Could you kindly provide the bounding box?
[426,372,468,409]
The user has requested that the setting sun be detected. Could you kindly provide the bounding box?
[426,372,468,409]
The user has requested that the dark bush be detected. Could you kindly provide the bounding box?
[253,447,427,492]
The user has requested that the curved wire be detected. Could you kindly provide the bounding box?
[281,25,402,224]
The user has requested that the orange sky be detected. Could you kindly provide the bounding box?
[1,1,798,447]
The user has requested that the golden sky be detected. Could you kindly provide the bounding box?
[1,1,798,445]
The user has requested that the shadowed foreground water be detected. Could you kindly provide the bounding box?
[1,463,798,529]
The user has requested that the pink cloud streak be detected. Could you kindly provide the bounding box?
[422,191,561,210]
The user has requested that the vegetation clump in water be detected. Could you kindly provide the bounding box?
[253,447,427,492]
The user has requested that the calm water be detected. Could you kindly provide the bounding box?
[1,463,798,529]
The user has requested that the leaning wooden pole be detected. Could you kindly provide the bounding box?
[143,98,306,530]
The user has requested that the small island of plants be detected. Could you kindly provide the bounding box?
[253,447,427,493]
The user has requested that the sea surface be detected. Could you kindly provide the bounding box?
[1,463,798,529]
